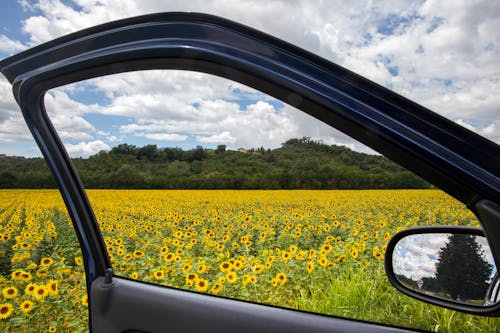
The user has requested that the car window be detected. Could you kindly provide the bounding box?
[3,69,497,332]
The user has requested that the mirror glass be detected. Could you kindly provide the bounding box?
[392,233,498,306]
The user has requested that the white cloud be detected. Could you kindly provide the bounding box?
[0,77,19,123]
[106,135,121,142]
[196,131,236,144]
[482,123,497,138]
[44,90,99,141]
[0,115,32,142]
[0,35,26,54]
[143,133,188,141]
[0,77,32,142]
[455,118,500,143]
[393,233,450,280]
[456,119,476,132]
[64,140,109,157]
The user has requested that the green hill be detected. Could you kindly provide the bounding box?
[0,138,429,189]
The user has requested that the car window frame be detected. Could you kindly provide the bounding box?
[1,11,499,323]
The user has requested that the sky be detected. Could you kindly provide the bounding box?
[0,0,499,157]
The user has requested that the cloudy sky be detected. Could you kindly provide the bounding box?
[393,233,496,281]
[0,0,499,157]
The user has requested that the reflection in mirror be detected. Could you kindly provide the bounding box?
[392,233,498,306]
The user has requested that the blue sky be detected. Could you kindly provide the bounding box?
[1,1,499,157]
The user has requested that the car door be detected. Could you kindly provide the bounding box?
[1,12,499,333]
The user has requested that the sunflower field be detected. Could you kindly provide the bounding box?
[1,189,499,332]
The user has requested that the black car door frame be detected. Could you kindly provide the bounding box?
[1,12,499,332]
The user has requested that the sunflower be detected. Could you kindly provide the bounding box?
[318,256,328,267]
[281,251,292,262]
[306,261,315,274]
[49,326,57,332]
[211,283,222,295]
[33,285,48,301]
[11,270,23,280]
[0,303,13,320]
[242,274,257,286]
[40,257,54,267]
[195,279,209,292]
[20,271,32,282]
[153,270,164,280]
[321,244,332,253]
[295,251,307,260]
[24,283,36,296]
[242,274,251,286]
[226,272,238,283]
[275,272,287,284]
[163,252,175,262]
[252,264,264,274]
[47,280,59,296]
[36,269,48,278]
[233,260,243,270]
[20,300,34,314]
[185,273,198,287]
[372,246,384,260]
[350,248,359,259]
[219,261,232,273]
[2,286,18,299]
[133,250,144,258]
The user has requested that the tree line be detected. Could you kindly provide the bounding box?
[0,138,430,190]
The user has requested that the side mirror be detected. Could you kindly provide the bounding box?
[385,226,500,316]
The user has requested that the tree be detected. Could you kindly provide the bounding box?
[435,234,493,301]
[0,171,17,188]
[110,143,138,155]
[136,144,159,161]
[192,146,207,161]
[216,145,226,153]
[111,164,145,188]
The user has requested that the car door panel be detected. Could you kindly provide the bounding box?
[91,276,416,333]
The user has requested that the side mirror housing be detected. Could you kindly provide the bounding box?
[385,226,500,316]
